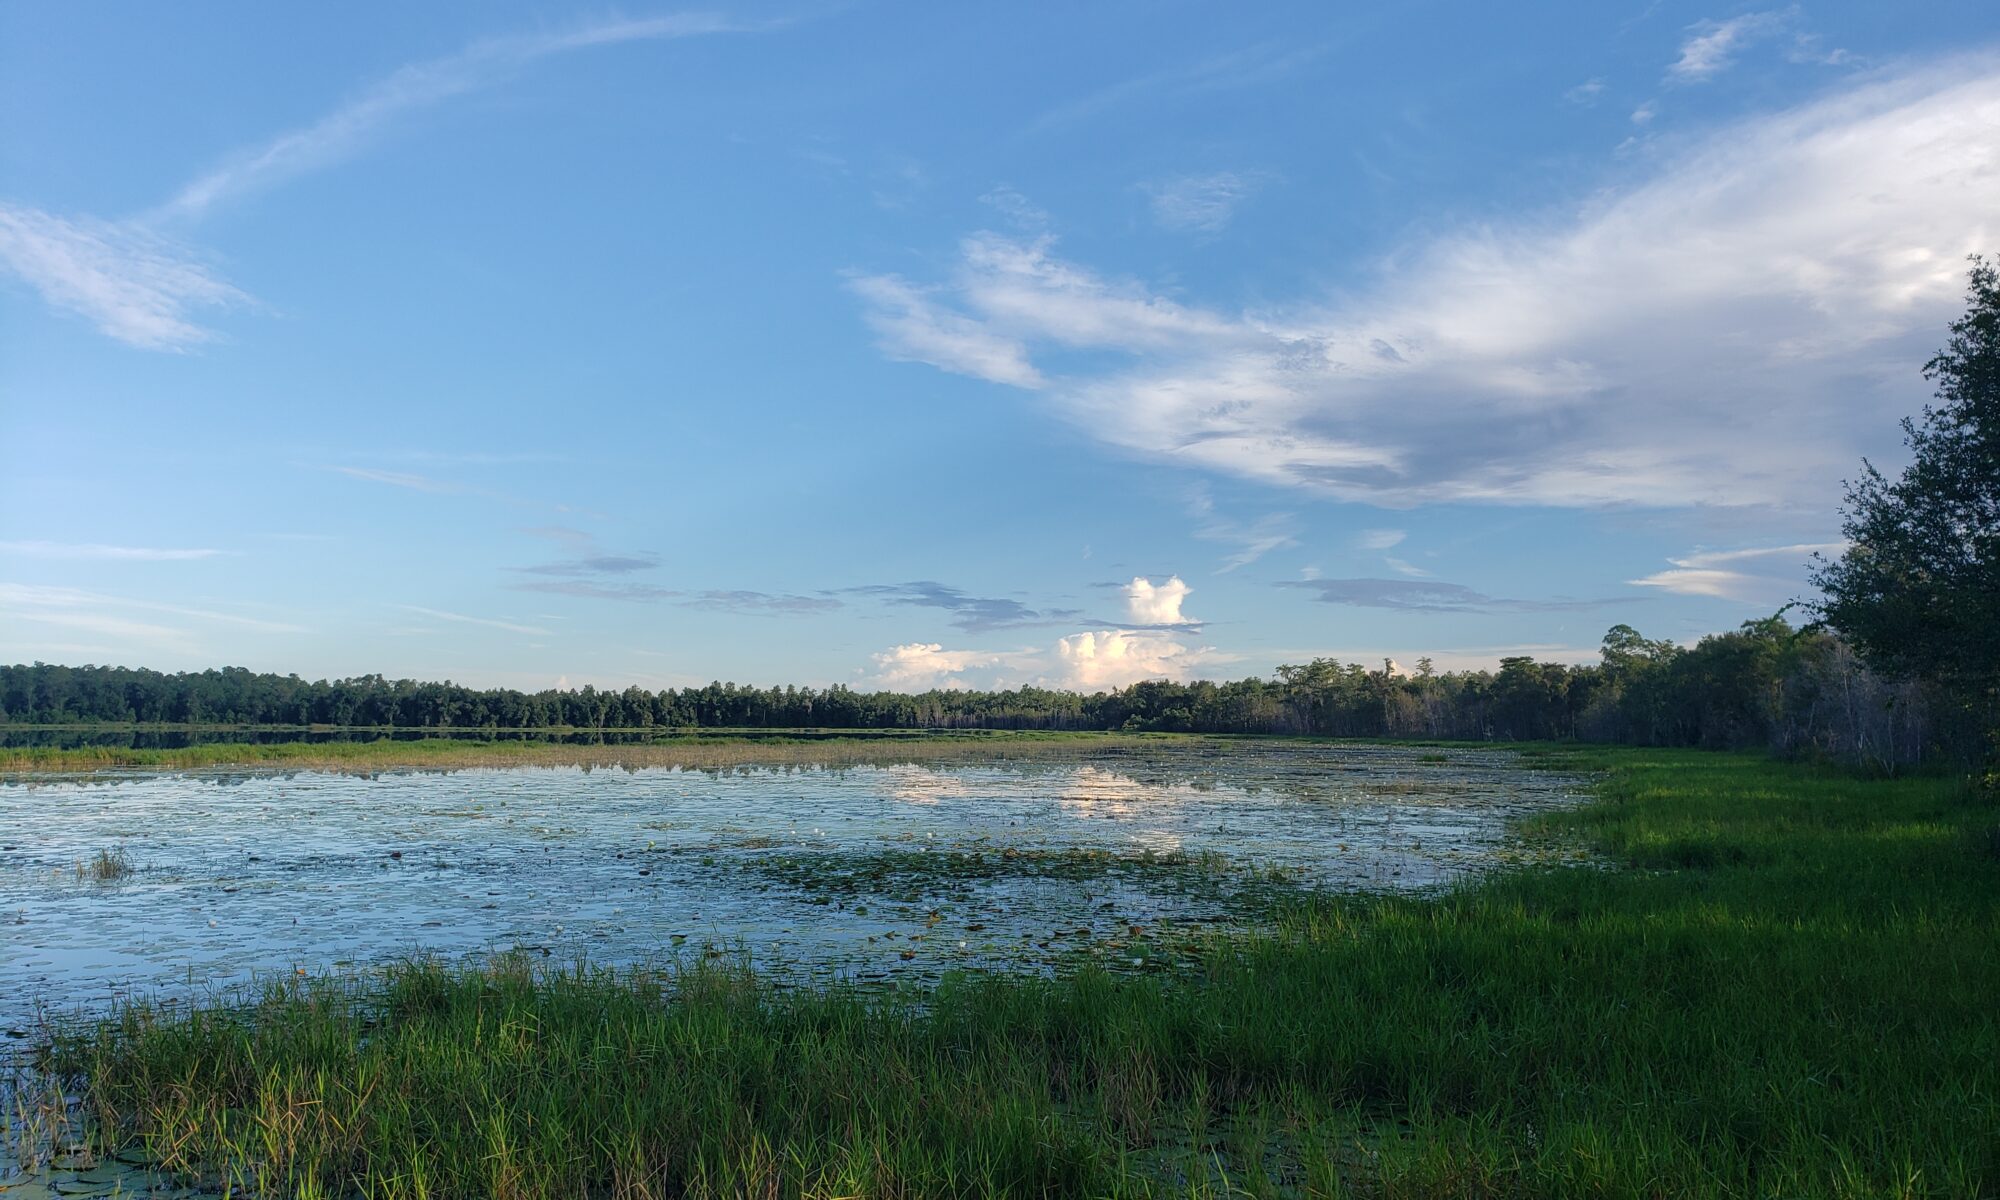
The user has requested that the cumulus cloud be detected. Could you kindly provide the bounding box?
[870,642,1007,690]
[851,61,2000,513]
[1053,629,1216,691]
[1124,576,1196,625]
[1627,541,1844,600]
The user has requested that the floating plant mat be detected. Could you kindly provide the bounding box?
[1,742,1584,1035]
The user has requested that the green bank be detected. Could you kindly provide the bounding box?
[25,747,1999,1198]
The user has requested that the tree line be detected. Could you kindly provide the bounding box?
[0,616,1971,769]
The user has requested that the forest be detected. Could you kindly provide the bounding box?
[0,616,1972,769]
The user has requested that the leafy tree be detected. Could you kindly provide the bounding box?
[1810,257,2000,758]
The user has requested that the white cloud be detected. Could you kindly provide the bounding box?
[1630,100,1658,125]
[333,466,465,493]
[1124,576,1195,625]
[157,14,756,222]
[869,642,1006,690]
[3,16,759,349]
[1187,486,1296,571]
[853,60,2000,513]
[0,205,245,349]
[978,185,1049,230]
[1627,541,1844,599]
[0,540,230,561]
[847,273,1044,388]
[1145,171,1264,233]
[0,583,308,659]
[1356,529,1406,550]
[1384,557,1432,577]
[1052,629,1215,690]
[1565,78,1607,106]
[398,605,550,636]
[1668,11,1789,83]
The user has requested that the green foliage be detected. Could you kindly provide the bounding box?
[1811,256,2000,749]
[37,750,1999,1197]
[1,611,1969,768]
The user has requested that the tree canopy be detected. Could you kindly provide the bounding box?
[1811,256,1999,747]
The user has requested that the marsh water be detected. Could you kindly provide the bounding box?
[3,742,1582,1027]
[1,741,1582,1195]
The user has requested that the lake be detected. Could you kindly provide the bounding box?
[2,741,1582,1038]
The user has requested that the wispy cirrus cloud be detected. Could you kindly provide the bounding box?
[3,14,766,350]
[1627,541,1844,600]
[853,60,2000,513]
[1667,10,1790,83]
[1279,578,1623,614]
[0,540,232,561]
[1188,485,1296,571]
[847,274,1045,388]
[158,14,761,222]
[331,466,468,494]
[398,605,550,636]
[1144,170,1267,233]
[1025,41,1328,137]
[514,579,839,614]
[0,583,309,659]
[0,206,247,350]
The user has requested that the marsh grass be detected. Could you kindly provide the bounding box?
[27,747,2000,1197]
[72,847,133,884]
[0,730,1179,775]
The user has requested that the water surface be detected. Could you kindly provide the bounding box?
[3,742,1582,1035]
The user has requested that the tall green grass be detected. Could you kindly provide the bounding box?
[33,748,2000,1197]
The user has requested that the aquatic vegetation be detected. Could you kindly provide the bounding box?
[72,848,132,884]
[16,747,1996,1196]
[0,730,1173,775]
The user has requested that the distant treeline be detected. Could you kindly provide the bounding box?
[0,619,1971,769]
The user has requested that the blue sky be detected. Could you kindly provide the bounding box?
[3,2,1995,692]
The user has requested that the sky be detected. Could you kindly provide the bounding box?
[2,2,1996,693]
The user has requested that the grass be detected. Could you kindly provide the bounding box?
[0,730,1177,774]
[22,747,2000,1197]
[72,846,133,883]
